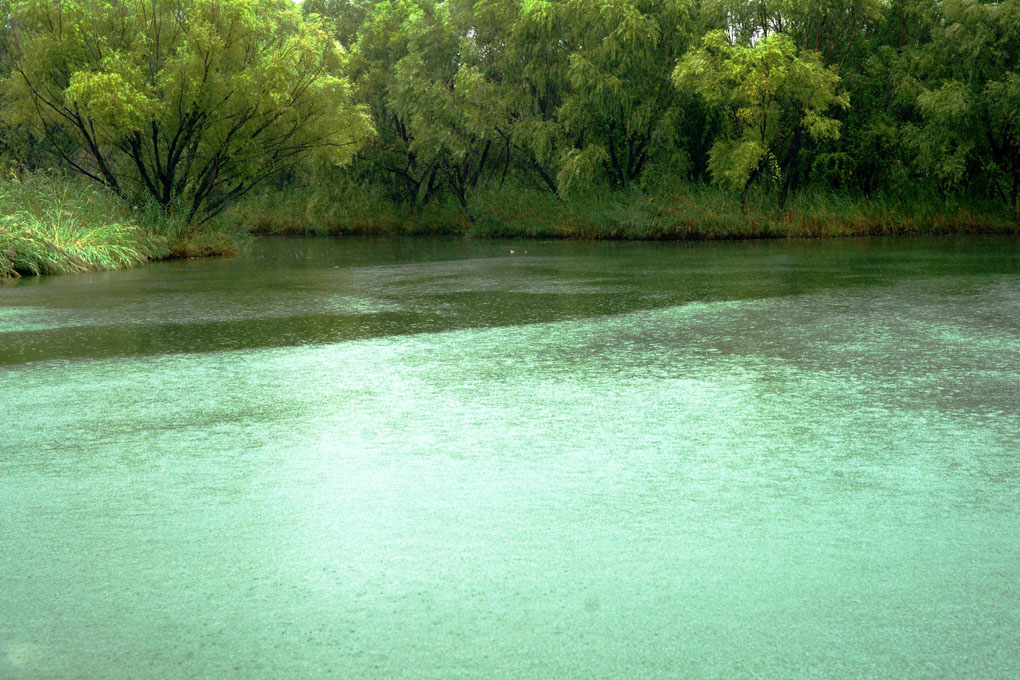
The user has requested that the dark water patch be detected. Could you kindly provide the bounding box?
[2,236,1018,365]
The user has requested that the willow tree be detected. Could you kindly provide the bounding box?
[700,0,888,69]
[507,0,699,195]
[675,30,848,208]
[816,0,937,194]
[913,0,1020,217]
[384,0,509,213]
[2,0,372,223]
[335,0,511,212]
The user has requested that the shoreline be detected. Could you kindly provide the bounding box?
[6,217,1018,283]
[248,217,1020,241]
[4,177,1017,282]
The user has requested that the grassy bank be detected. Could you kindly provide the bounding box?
[0,174,240,281]
[4,175,1016,283]
[228,181,1019,240]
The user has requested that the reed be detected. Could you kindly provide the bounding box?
[7,171,1010,283]
[0,173,241,280]
[0,173,168,280]
[231,179,1018,241]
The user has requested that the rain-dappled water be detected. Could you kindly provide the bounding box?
[2,236,1019,678]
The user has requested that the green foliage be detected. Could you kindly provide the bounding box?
[0,172,169,279]
[2,0,372,223]
[302,0,373,48]
[2,0,1019,271]
[233,174,1016,242]
[520,0,699,194]
[701,0,888,67]
[911,0,1020,215]
[331,0,703,211]
[336,0,484,207]
[675,29,848,206]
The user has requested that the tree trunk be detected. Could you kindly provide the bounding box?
[778,124,803,212]
[741,159,766,213]
[533,160,559,196]
[1011,167,1019,223]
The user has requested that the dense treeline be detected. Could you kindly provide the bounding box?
[319,0,1019,218]
[1,0,1019,275]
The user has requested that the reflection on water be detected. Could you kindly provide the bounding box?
[2,236,1019,678]
[3,236,1018,364]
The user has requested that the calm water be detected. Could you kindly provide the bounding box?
[2,236,1019,679]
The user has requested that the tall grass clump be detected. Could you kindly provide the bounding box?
[222,174,1019,242]
[136,199,246,259]
[0,172,170,280]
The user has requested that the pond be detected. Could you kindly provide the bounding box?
[2,236,1019,678]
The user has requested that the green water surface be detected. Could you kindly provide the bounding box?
[2,236,1019,678]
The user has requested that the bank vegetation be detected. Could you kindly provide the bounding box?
[1,0,1018,278]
